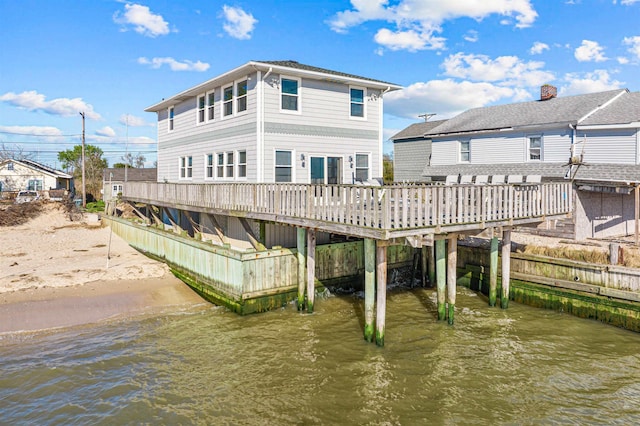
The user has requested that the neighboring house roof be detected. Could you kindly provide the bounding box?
[580,91,640,126]
[146,60,402,112]
[425,89,628,136]
[0,158,72,179]
[391,120,447,141]
[103,168,157,182]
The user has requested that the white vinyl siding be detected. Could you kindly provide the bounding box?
[581,129,637,164]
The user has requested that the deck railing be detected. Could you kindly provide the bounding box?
[123,182,572,233]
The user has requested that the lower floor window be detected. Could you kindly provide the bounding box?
[275,150,292,182]
[28,179,43,191]
[206,154,214,178]
[238,151,247,178]
[355,153,369,182]
[180,156,193,178]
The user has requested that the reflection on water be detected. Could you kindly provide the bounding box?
[1,287,639,425]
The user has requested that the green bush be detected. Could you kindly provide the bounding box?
[85,200,105,213]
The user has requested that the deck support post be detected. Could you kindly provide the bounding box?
[447,234,457,325]
[375,241,387,347]
[428,244,436,287]
[435,239,446,321]
[296,227,307,311]
[501,228,511,309]
[489,236,498,307]
[420,245,428,287]
[364,238,376,342]
[306,229,316,313]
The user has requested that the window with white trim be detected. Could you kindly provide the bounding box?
[180,156,192,179]
[197,94,205,124]
[217,153,225,178]
[529,136,542,160]
[459,140,470,163]
[238,150,247,178]
[168,106,175,131]
[355,153,369,182]
[275,150,292,183]
[350,87,365,118]
[236,79,248,113]
[7,162,14,171]
[207,91,215,121]
[28,179,43,191]
[206,154,214,178]
[226,152,234,178]
[281,77,299,112]
[223,85,233,117]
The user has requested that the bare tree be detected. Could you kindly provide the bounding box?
[121,152,146,168]
[134,153,146,168]
[0,143,34,161]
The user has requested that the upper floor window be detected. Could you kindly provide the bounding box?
[197,95,206,124]
[275,150,292,183]
[529,136,542,161]
[168,106,175,131]
[236,80,248,113]
[223,85,233,117]
[355,153,369,182]
[207,91,215,121]
[459,140,470,163]
[180,156,193,179]
[206,154,214,179]
[7,162,14,171]
[238,150,247,178]
[281,77,299,112]
[350,87,365,118]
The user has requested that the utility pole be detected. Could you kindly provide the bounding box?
[80,112,86,208]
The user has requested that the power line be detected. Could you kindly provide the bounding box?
[0,131,82,137]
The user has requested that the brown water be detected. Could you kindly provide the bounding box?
[1,285,639,425]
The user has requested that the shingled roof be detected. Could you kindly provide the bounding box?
[390,119,447,141]
[425,89,628,136]
[580,91,640,126]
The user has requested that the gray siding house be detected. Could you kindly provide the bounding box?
[390,119,447,182]
[146,60,401,186]
[394,86,640,240]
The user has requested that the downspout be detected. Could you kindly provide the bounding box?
[258,67,273,183]
[378,86,392,182]
[567,123,576,180]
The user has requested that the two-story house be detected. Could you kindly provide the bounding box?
[146,60,401,186]
[393,86,640,240]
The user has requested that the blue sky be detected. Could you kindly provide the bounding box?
[2,0,640,169]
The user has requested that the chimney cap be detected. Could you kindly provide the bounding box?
[541,84,557,101]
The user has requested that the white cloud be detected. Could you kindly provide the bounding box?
[441,53,555,87]
[560,70,624,95]
[574,40,607,62]
[95,126,116,137]
[530,41,549,55]
[0,90,101,120]
[128,136,156,146]
[464,30,479,43]
[113,3,171,37]
[119,114,153,127]
[221,5,257,40]
[0,125,63,136]
[328,0,537,52]
[621,0,640,5]
[623,36,640,60]
[617,56,630,64]
[385,79,522,119]
[138,57,210,72]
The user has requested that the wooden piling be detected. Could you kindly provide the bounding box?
[428,244,436,287]
[435,239,446,321]
[447,234,457,325]
[306,229,316,313]
[375,242,387,347]
[296,227,306,310]
[489,236,498,307]
[364,239,376,342]
[421,245,428,287]
[501,228,511,309]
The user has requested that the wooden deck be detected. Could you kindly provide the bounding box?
[122,182,573,240]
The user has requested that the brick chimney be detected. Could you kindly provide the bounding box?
[540,84,557,101]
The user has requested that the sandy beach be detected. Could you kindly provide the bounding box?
[0,202,207,333]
